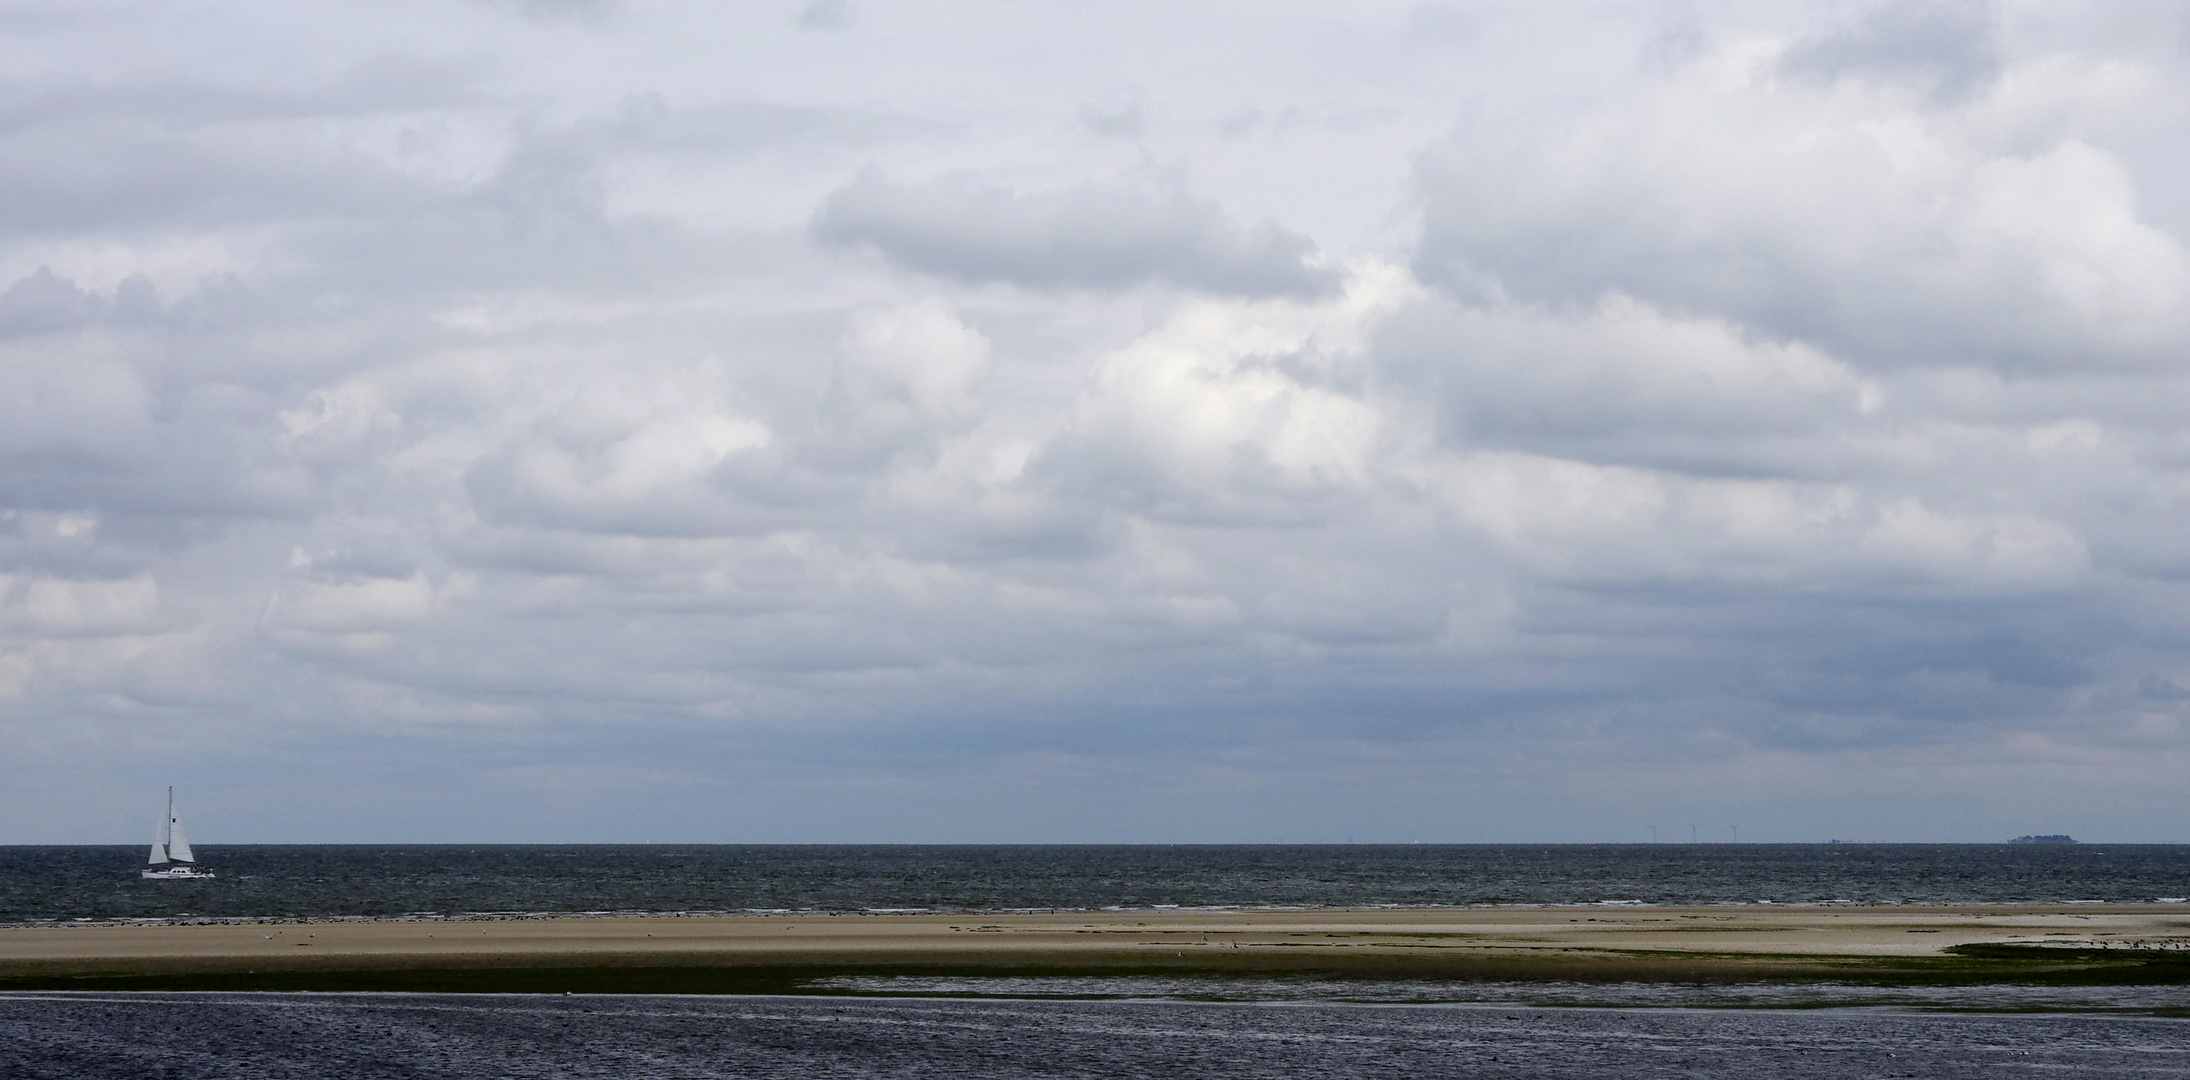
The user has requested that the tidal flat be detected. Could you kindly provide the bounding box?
[3,906,2187,996]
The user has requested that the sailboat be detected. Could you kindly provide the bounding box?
[141,787,214,880]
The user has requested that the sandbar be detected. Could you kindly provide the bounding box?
[3,906,2187,993]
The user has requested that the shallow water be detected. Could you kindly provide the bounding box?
[3,992,2185,1079]
[5,843,2187,922]
[813,975,2190,1016]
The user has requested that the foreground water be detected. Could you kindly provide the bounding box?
[3,992,2185,1079]
[4,844,2187,922]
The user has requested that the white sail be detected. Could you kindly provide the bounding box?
[141,787,213,879]
[167,817,194,864]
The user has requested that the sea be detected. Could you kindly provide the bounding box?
[3,844,2188,1077]
[6,842,2188,921]
[5,992,2188,1079]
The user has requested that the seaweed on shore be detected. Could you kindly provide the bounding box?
[6,943,2190,995]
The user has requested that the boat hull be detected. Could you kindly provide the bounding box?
[140,867,215,880]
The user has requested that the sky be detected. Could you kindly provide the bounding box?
[4,0,2190,843]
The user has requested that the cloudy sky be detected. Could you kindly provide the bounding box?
[6,0,2190,843]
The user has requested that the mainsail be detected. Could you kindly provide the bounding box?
[167,815,194,864]
[152,787,194,865]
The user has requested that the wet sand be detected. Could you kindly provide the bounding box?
[3,906,2188,990]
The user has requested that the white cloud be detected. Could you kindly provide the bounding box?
[262,571,468,637]
[1044,262,1409,524]
[0,574,160,635]
[823,300,992,462]
[1415,31,2190,370]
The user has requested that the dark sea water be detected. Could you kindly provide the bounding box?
[7,845,2189,1076]
[4,843,2187,922]
[3,992,2186,1079]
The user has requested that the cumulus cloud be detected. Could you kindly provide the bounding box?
[465,382,778,539]
[1376,294,1878,477]
[6,1,2190,843]
[1415,34,2190,371]
[1431,454,2089,596]
[0,266,101,334]
[813,169,1343,297]
[816,300,992,464]
[0,574,161,636]
[1038,264,1408,525]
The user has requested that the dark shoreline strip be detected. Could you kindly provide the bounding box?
[5,948,2189,994]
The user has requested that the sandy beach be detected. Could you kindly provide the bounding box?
[3,906,2186,991]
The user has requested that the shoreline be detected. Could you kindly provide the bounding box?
[3,906,2188,993]
[8,896,2184,928]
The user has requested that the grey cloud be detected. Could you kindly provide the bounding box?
[1216,107,1266,138]
[468,0,621,24]
[0,267,100,335]
[1030,429,1374,530]
[0,266,346,541]
[797,0,855,30]
[647,101,919,152]
[1476,584,2107,740]
[813,170,1342,298]
[1373,296,1875,480]
[0,58,488,135]
[0,125,423,238]
[463,444,790,540]
[249,100,895,303]
[881,492,1117,565]
[370,97,917,286]
[0,61,489,240]
[511,92,918,160]
[1401,4,1477,45]
[0,4,92,33]
[0,72,904,257]
[11,2,2190,844]
[1782,0,1999,102]
[1079,94,1147,139]
[476,114,627,253]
